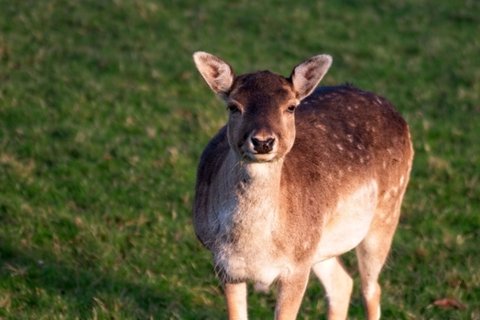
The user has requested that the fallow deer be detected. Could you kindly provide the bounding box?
[192,51,413,320]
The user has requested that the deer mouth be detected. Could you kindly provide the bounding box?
[241,149,278,163]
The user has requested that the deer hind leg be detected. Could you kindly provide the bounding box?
[312,257,353,320]
[224,282,248,320]
[356,199,403,320]
[274,268,310,320]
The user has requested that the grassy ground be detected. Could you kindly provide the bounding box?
[0,0,479,319]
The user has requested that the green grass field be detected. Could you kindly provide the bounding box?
[1,0,479,319]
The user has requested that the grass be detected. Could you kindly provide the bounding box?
[0,0,479,319]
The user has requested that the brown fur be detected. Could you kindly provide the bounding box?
[193,52,413,320]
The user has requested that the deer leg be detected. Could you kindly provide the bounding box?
[356,204,402,320]
[313,257,353,320]
[355,238,387,320]
[224,282,248,320]
[274,269,310,320]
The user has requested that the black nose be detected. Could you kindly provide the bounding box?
[251,136,275,154]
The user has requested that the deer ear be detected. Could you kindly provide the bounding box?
[290,54,332,100]
[193,51,235,96]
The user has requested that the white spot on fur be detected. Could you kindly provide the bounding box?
[302,241,310,250]
[336,143,344,151]
[316,124,327,131]
[346,134,353,143]
[384,214,394,224]
[382,185,401,203]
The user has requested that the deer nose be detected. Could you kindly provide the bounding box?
[251,136,276,154]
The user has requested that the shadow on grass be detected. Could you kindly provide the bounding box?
[0,241,218,319]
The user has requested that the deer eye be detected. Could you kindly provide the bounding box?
[286,105,296,113]
[227,103,241,114]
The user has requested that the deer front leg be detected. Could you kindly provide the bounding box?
[274,269,310,320]
[224,282,248,320]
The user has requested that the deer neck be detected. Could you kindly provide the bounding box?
[228,150,282,203]
[216,150,284,234]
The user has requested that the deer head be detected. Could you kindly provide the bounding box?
[193,52,332,163]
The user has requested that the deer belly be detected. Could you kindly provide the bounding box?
[315,180,378,260]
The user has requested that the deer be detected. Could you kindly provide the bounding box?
[192,51,413,320]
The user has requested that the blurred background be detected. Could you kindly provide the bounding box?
[0,0,479,318]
